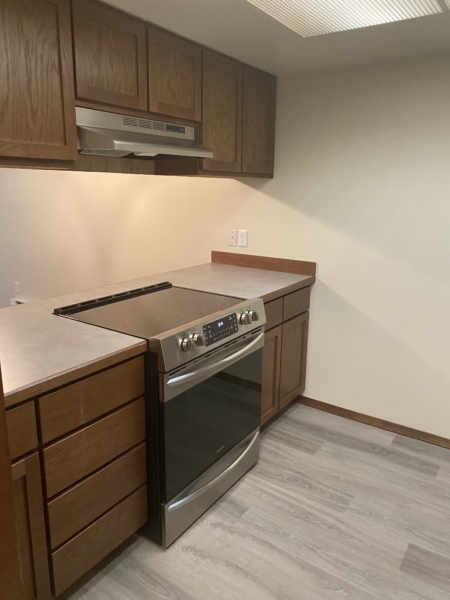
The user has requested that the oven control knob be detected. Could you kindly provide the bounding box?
[181,335,195,352]
[193,333,205,347]
[239,312,252,325]
[248,310,259,322]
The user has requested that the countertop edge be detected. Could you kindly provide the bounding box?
[260,276,316,303]
[4,341,147,409]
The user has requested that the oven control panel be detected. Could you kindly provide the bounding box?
[180,309,262,352]
[156,298,266,370]
[202,313,239,347]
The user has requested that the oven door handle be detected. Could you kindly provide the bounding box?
[166,331,264,388]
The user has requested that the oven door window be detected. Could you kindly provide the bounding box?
[162,347,262,502]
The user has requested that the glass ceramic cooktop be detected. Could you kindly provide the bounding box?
[63,286,243,340]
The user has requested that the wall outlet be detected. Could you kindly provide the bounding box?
[10,298,16,306]
[228,230,237,246]
[238,230,248,248]
[14,281,20,294]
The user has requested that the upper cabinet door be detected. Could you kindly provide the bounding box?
[242,66,276,176]
[0,0,77,160]
[202,51,243,173]
[148,27,202,122]
[72,0,148,112]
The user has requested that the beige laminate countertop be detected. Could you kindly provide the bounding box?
[0,262,314,408]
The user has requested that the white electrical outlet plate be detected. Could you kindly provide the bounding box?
[14,281,20,294]
[238,230,248,248]
[10,298,16,306]
[228,230,237,246]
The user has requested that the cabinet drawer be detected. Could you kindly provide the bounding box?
[39,357,145,443]
[6,403,38,461]
[52,485,147,596]
[48,443,146,549]
[44,398,146,498]
[283,287,311,322]
[264,298,283,330]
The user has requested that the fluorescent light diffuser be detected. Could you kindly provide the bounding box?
[246,0,444,37]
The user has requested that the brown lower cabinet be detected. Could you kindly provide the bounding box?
[261,294,310,424]
[12,454,52,600]
[47,443,147,549]
[52,485,147,596]
[0,365,24,600]
[279,312,309,409]
[261,326,282,424]
[3,357,148,599]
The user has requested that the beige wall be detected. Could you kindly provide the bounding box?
[0,54,449,436]
[0,174,13,308]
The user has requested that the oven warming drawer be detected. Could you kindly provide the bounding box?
[162,428,259,547]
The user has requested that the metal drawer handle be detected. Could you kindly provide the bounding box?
[167,331,264,388]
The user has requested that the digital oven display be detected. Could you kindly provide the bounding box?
[203,313,239,346]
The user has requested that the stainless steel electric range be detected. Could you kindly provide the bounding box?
[55,282,266,547]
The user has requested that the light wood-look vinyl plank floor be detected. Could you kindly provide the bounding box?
[62,405,450,600]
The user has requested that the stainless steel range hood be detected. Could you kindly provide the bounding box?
[76,107,213,159]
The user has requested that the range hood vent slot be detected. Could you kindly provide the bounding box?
[123,116,138,127]
[152,121,166,131]
[138,118,154,129]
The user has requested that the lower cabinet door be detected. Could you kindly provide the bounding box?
[261,326,282,425]
[12,454,52,600]
[279,313,309,410]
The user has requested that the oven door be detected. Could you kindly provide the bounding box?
[160,329,264,503]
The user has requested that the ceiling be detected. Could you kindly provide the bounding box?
[104,0,450,75]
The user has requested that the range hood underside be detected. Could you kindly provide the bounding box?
[78,126,213,159]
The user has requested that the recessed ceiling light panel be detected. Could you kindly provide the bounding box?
[246,0,444,37]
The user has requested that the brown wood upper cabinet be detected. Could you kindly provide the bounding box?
[0,0,77,161]
[155,52,276,178]
[0,0,276,175]
[242,66,276,176]
[72,0,148,111]
[202,50,243,173]
[148,27,202,122]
